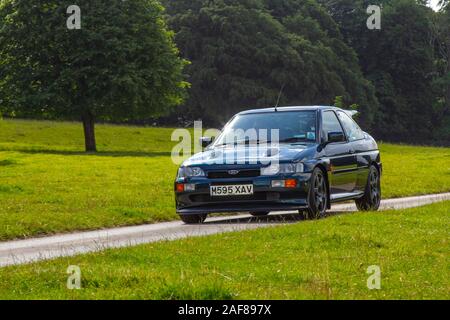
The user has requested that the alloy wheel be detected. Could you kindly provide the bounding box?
[369,169,381,207]
[314,172,327,214]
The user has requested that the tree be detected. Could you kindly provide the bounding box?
[0,0,188,151]
[161,0,378,129]
[438,0,449,9]
[430,2,450,141]
[263,0,379,129]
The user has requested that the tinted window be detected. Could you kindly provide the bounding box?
[337,111,365,142]
[322,111,344,138]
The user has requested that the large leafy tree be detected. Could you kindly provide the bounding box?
[162,0,378,129]
[0,0,188,151]
[263,0,379,128]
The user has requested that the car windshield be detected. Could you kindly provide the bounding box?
[213,111,317,146]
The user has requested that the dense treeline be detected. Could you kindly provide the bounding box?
[161,0,378,130]
[161,0,449,144]
[0,0,449,146]
[0,0,188,151]
[319,0,449,143]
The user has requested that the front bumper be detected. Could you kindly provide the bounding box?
[175,173,312,215]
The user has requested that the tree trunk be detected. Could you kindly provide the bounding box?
[82,112,97,152]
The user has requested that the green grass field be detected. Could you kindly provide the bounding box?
[0,119,449,241]
[0,202,448,300]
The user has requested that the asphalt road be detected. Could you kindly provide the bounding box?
[1,193,449,267]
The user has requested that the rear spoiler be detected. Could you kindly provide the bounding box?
[343,110,359,118]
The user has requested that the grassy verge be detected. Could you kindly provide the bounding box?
[0,118,449,241]
[0,201,448,300]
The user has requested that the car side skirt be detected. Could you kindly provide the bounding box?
[178,202,308,215]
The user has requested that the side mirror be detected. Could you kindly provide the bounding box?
[327,132,345,144]
[200,137,214,148]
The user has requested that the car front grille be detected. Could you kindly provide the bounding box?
[207,169,260,179]
[190,192,273,203]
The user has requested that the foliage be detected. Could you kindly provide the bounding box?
[0,119,449,241]
[430,3,450,140]
[1,200,449,299]
[0,0,448,144]
[0,0,188,150]
[161,0,378,128]
[320,0,450,144]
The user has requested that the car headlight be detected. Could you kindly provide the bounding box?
[261,163,304,176]
[177,167,206,178]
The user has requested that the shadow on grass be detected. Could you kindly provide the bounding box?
[204,211,346,225]
[1,148,172,158]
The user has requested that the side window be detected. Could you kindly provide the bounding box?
[322,111,344,139]
[337,111,365,142]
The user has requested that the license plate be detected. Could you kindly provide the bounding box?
[210,185,254,197]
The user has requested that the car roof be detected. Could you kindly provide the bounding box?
[237,106,340,115]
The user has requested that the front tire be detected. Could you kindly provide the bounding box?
[180,214,207,224]
[305,168,328,219]
[356,165,381,211]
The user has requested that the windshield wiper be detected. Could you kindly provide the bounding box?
[278,137,309,143]
[215,139,267,147]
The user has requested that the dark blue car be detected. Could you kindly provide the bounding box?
[175,106,382,224]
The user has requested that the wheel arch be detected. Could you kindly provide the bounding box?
[314,163,331,209]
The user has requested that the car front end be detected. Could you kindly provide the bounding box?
[174,107,321,218]
[175,161,317,215]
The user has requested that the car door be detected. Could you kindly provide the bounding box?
[321,110,357,195]
[336,111,369,193]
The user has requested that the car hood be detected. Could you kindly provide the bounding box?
[182,144,316,167]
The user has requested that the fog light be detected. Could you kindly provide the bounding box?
[176,183,185,192]
[271,180,285,188]
[285,179,297,188]
[184,184,196,192]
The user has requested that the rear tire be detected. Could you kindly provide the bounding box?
[180,214,207,224]
[305,168,328,219]
[298,210,308,220]
[250,211,270,217]
[355,165,381,211]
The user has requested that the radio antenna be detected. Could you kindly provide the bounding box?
[275,84,285,112]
